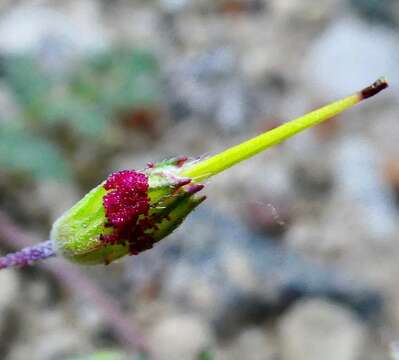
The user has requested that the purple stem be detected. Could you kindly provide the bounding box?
[0,240,55,269]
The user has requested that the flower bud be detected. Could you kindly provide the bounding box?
[0,78,388,270]
[51,157,205,265]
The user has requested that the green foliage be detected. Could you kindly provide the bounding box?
[2,56,53,119]
[197,351,214,360]
[3,48,160,137]
[74,48,161,112]
[0,47,160,181]
[0,126,71,181]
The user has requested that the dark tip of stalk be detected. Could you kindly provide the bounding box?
[360,77,389,100]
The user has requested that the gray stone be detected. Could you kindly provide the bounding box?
[216,327,277,360]
[0,268,19,320]
[278,299,366,360]
[165,46,255,132]
[303,18,399,99]
[8,309,91,360]
[0,269,20,356]
[148,314,213,360]
[0,2,108,58]
[333,136,397,240]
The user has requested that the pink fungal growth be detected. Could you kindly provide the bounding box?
[103,170,149,228]
[101,170,153,255]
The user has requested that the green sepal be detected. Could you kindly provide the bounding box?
[50,158,205,265]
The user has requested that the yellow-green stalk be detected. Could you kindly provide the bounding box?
[181,78,388,182]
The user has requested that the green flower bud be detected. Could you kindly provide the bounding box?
[51,157,205,265]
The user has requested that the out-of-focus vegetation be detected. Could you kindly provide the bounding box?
[0,48,161,182]
[0,126,70,181]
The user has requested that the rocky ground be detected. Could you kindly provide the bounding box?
[0,1,399,359]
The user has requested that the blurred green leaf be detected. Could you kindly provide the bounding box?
[2,47,161,138]
[43,97,108,137]
[197,350,214,360]
[72,48,161,114]
[0,126,71,181]
[2,55,54,120]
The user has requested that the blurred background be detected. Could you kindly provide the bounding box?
[0,0,399,359]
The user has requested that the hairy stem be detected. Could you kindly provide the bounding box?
[0,240,55,269]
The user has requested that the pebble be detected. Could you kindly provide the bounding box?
[303,17,399,99]
[7,309,91,360]
[0,2,108,58]
[333,136,397,240]
[0,269,19,310]
[216,327,277,360]
[148,314,213,360]
[165,46,254,132]
[278,299,366,360]
[0,269,19,339]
